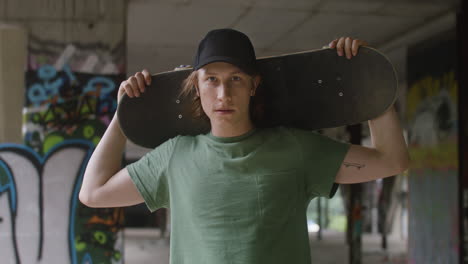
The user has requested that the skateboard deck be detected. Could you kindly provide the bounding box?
[118,46,398,148]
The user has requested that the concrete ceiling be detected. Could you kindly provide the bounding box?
[127,0,458,74]
[125,0,459,156]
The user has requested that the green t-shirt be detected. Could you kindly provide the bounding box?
[127,126,350,264]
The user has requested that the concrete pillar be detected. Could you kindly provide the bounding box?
[457,3,468,262]
[0,24,26,144]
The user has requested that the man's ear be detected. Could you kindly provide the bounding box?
[251,75,261,96]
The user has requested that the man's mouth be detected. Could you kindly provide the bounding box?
[215,109,234,113]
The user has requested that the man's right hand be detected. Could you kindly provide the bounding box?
[118,69,152,104]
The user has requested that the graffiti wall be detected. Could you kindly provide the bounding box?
[25,34,125,155]
[0,32,125,263]
[0,141,124,264]
[406,31,459,263]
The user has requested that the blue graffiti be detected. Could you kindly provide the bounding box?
[0,158,20,264]
[27,64,116,107]
[0,160,17,213]
[38,64,57,81]
[27,64,65,106]
[83,76,115,100]
[80,253,93,264]
[63,64,78,84]
[0,140,95,264]
[68,141,93,264]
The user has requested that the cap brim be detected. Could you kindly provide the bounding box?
[194,56,257,75]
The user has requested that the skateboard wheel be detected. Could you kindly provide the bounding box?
[178,114,182,119]
[176,99,180,104]
[337,76,342,81]
[339,92,343,96]
[318,80,323,84]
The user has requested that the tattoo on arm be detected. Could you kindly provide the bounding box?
[343,162,365,170]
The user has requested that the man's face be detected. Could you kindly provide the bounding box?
[197,62,259,128]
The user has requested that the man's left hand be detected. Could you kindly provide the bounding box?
[328,37,369,59]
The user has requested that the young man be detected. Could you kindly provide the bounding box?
[79,29,409,263]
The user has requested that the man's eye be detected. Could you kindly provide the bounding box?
[207,77,217,82]
[232,76,241,81]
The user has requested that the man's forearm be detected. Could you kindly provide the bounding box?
[80,114,127,198]
[368,105,410,171]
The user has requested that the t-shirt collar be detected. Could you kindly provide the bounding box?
[206,128,257,143]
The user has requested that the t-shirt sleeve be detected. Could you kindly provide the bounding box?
[289,128,351,199]
[126,137,178,212]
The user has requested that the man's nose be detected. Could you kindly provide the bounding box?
[217,82,232,100]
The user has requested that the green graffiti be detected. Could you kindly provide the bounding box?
[44,110,55,123]
[75,236,87,252]
[94,231,107,245]
[92,136,101,146]
[113,251,121,261]
[81,102,92,116]
[75,206,124,264]
[32,113,40,123]
[24,118,107,155]
[0,164,9,186]
[83,125,95,139]
[43,134,64,154]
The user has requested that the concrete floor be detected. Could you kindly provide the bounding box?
[123,228,407,264]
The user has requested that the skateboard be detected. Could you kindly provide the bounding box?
[118,46,398,148]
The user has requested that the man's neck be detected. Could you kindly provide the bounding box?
[210,121,254,138]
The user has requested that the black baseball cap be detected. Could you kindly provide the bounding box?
[193,28,258,75]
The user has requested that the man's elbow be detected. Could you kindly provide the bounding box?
[395,156,410,174]
[78,190,90,206]
[79,189,97,208]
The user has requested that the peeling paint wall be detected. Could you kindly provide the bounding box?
[406,31,459,264]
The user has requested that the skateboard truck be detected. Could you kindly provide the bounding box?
[174,65,192,71]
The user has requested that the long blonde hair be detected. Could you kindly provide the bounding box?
[178,70,265,125]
